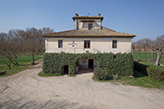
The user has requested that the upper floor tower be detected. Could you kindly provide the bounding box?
[72,13,104,30]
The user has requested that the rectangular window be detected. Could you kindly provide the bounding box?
[83,22,87,27]
[112,40,117,48]
[58,40,63,48]
[84,40,90,49]
[88,23,92,30]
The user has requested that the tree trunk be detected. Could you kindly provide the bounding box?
[8,61,11,70]
[163,54,164,62]
[151,49,153,62]
[154,51,163,66]
[15,57,19,65]
[138,51,141,61]
[147,51,150,62]
[12,51,19,65]
[132,48,134,56]
[1,55,12,70]
[32,51,35,65]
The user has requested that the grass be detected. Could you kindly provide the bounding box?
[133,52,164,63]
[133,52,158,61]
[93,70,164,90]
[0,52,43,65]
[0,63,35,77]
[0,53,43,77]
[119,70,164,89]
[139,62,164,71]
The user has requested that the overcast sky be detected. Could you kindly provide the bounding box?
[0,0,164,41]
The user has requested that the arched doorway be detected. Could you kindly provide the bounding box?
[63,65,69,74]
[76,57,97,74]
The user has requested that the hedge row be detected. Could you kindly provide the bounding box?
[147,67,164,82]
[42,52,133,79]
[134,61,164,82]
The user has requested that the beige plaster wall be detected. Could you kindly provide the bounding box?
[78,58,97,69]
[45,37,132,54]
[74,19,101,30]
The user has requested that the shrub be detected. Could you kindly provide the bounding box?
[112,73,119,80]
[94,67,110,80]
[147,67,164,82]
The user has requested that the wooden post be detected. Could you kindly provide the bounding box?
[138,49,141,61]
[148,51,150,61]
[151,49,153,62]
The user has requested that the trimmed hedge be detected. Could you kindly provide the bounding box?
[42,52,133,78]
[147,67,164,82]
[134,61,164,82]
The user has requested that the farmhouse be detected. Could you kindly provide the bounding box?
[42,13,136,74]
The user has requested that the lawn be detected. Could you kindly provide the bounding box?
[139,62,164,71]
[93,70,164,90]
[121,60,164,89]
[133,52,158,61]
[0,53,43,65]
[0,53,43,77]
[119,70,164,89]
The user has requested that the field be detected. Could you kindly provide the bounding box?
[139,62,164,71]
[0,53,43,76]
[133,52,164,62]
[0,53,43,65]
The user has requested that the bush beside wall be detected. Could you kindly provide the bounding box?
[42,52,133,79]
[134,61,164,82]
[94,67,110,80]
[147,67,164,82]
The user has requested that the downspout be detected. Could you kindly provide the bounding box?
[76,18,78,30]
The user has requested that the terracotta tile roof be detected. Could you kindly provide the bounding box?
[42,28,136,37]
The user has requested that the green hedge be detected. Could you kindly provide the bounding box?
[147,67,164,82]
[134,61,164,82]
[42,52,133,78]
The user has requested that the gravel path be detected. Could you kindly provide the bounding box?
[0,61,164,109]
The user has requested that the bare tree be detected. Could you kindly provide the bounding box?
[142,38,153,61]
[18,27,43,65]
[8,29,20,65]
[135,40,143,61]
[132,41,136,56]
[0,33,13,69]
[154,35,164,66]
[42,27,54,34]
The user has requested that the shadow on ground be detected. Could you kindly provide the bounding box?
[76,69,94,75]
[0,99,96,109]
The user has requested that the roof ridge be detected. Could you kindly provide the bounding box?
[102,26,116,32]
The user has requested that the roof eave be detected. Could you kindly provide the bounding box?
[42,35,136,37]
[72,17,104,21]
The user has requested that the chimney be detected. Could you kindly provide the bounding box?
[75,13,79,17]
[75,13,79,30]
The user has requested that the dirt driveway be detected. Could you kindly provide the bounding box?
[0,61,164,109]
